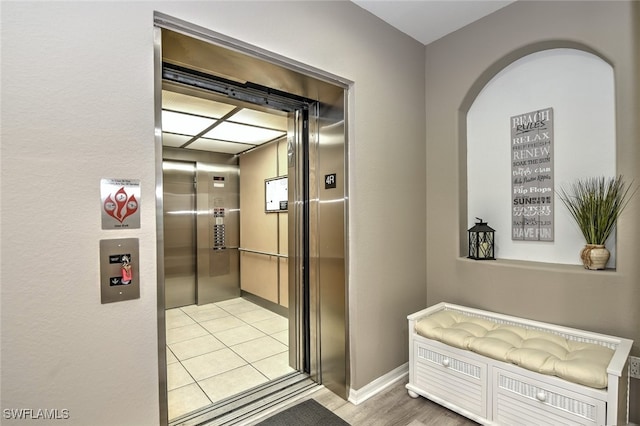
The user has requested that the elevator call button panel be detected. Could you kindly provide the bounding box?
[100,238,139,304]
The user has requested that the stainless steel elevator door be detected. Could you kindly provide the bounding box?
[163,161,197,309]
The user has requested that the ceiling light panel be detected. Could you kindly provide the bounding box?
[204,122,285,144]
[230,109,288,131]
[162,90,236,118]
[162,110,216,136]
[162,132,192,148]
[187,138,253,154]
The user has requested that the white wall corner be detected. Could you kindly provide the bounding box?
[348,363,409,405]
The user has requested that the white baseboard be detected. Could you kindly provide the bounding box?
[348,363,408,405]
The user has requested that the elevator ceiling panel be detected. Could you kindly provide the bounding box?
[231,109,288,131]
[163,90,236,118]
[186,138,252,155]
[161,88,287,155]
[203,122,284,144]
[162,110,216,136]
[162,133,192,148]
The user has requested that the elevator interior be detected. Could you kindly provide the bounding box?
[155,19,349,425]
[162,84,288,310]
[161,85,297,422]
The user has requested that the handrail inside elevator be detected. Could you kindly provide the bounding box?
[238,247,288,258]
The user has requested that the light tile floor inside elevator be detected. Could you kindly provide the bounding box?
[166,297,294,421]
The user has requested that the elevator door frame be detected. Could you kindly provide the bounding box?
[154,13,350,426]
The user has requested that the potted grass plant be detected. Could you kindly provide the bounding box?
[557,175,636,270]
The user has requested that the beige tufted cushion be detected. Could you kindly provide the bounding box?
[415,310,614,389]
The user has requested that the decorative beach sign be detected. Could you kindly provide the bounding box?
[511,108,554,241]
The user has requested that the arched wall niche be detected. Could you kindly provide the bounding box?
[458,41,617,267]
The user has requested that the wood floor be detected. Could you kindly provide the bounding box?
[248,379,479,426]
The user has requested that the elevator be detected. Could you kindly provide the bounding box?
[155,14,350,426]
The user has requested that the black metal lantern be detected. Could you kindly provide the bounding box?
[468,218,495,260]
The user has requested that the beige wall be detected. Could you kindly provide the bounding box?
[1,2,426,422]
[239,140,288,306]
[425,1,640,420]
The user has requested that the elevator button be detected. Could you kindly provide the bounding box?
[100,238,140,304]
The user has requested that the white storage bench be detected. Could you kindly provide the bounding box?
[407,302,633,425]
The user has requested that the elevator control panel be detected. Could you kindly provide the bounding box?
[212,207,226,249]
[99,238,140,304]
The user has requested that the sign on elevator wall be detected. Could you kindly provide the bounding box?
[100,178,140,229]
[265,176,288,212]
[511,108,554,241]
[325,173,337,189]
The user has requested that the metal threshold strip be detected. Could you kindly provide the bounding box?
[169,372,318,426]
